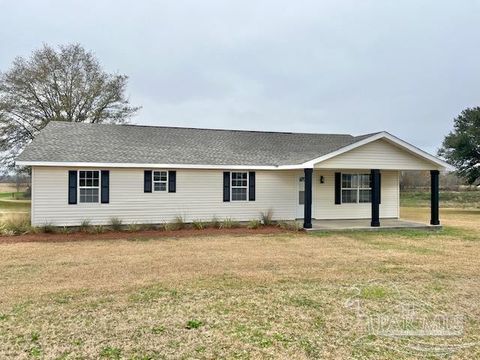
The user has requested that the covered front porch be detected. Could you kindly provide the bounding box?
[301,168,441,230]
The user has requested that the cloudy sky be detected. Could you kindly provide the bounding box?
[2,0,479,154]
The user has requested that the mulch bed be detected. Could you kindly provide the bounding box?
[0,226,294,244]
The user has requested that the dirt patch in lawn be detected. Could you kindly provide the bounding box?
[0,226,292,244]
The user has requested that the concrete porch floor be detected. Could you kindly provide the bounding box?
[306,218,442,231]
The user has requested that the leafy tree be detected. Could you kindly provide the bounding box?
[0,43,140,169]
[438,107,480,184]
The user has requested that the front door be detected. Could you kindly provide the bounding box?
[296,175,305,218]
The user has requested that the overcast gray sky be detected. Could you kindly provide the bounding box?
[1,0,479,154]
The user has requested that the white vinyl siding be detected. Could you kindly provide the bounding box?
[315,139,440,170]
[30,167,400,226]
[313,170,399,219]
[31,167,297,226]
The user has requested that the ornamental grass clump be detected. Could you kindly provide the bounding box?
[220,218,240,229]
[209,216,221,229]
[260,209,274,226]
[192,219,206,230]
[109,217,123,231]
[79,219,92,233]
[277,221,302,231]
[247,219,262,229]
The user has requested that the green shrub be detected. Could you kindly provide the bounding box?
[247,219,262,229]
[277,221,302,231]
[192,219,206,230]
[220,218,240,229]
[260,209,274,226]
[79,219,91,232]
[109,217,123,231]
[0,213,32,235]
[209,216,221,228]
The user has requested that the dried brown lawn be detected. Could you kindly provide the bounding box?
[0,207,479,359]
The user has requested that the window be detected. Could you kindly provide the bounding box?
[231,172,248,201]
[153,171,168,191]
[79,171,100,203]
[341,173,371,204]
[298,176,305,205]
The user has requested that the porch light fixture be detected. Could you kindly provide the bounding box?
[320,176,325,184]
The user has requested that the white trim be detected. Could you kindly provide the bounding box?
[78,170,101,204]
[31,167,35,225]
[16,161,284,170]
[230,171,249,202]
[16,132,453,171]
[303,132,453,170]
[340,172,372,204]
[296,173,305,219]
[153,170,168,192]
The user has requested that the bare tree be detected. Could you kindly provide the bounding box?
[0,43,140,168]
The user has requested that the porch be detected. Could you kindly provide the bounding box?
[301,168,441,229]
[306,218,442,231]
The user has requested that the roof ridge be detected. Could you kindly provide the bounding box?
[354,131,383,139]
[48,120,358,137]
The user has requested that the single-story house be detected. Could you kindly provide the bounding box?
[16,121,450,228]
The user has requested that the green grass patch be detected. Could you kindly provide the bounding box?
[100,346,122,359]
[309,226,476,242]
[151,325,165,334]
[185,319,203,329]
[360,285,388,299]
[0,191,27,199]
[289,295,322,309]
[401,190,480,208]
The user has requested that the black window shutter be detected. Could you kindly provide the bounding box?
[223,172,230,202]
[68,170,77,204]
[334,172,341,205]
[379,172,382,204]
[248,172,256,201]
[144,170,152,193]
[101,170,109,203]
[168,171,176,193]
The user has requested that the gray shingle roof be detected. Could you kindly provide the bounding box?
[16,121,378,167]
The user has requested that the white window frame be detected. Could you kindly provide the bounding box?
[230,171,249,202]
[78,170,101,204]
[153,170,168,192]
[341,173,371,204]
